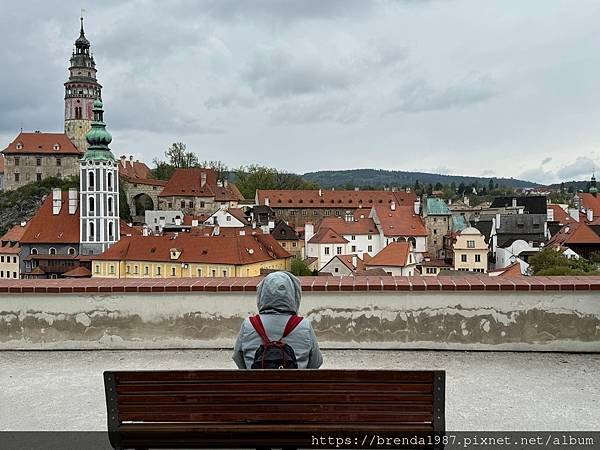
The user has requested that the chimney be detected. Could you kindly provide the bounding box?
[213,225,220,236]
[142,225,149,236]
[318,189,323,197]
[352,255,357,268]
[239,230,245,236]
[201,172,207,187]
[512,198,517,208]
[191,219,199,227]
[354,187,359,191]
[265,197,270,206]
[547,208,554,222]
[261,225,270,234]
[129,155,133,161]
[568,208,580,222]
[68,188,78,214]
[587,209,594,222]
[412,199,419,215]
[268,220,275,230]
[224,179,228,187]
[391,201,396,211]
[304,223,315,244]
[252,221,257,229]
[495,213,501,230]
[52,188,61,215]
[120,155,126,167]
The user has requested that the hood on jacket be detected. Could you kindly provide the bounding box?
[256,271,301,314]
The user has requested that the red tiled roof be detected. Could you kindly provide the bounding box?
[118,159,152,180]
[93,233,290,264]
[187,225,263,238]
[120,220,143,236]
[308,227,348,244]
[422,258,452,268]
[20,192,80,244]
[158,168,243,201]
[2,132,81,155]
[62,266,92,277]
[365,242,412,267]
[183,214,211,226]
[1,221,30,243]
[0,244,21,254]
[496,262,523,277]
[548,222,600,246]
[374,205,427,237]
[256,189,416,209]
[318,217,378,235]
[547,204,570,223]
[334,254,365,272]
[579,193,600,218]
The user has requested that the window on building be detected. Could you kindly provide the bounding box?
[302,210,308,216]
[107,172,113,190]
[212,269,216,277]
[324,247,330,255]
[368,245,373,252]
[475,254,481,263]
[68,247,76,255]
[126,265,130,274]
[197,268,202,277]
[335,210,340,216]
[351,245,356,253]
[89,197,95,213]
[188,201,193,208]
[467,240,475,248]
[35,158,42,166]
[334,267,339,273]
[89,221,95,240]
[49,248,56,255]
[368,234,372,240]
[14,157,20,166]
[13,272,17,279]
[461,254,467,262]
[156,266,161,276]
[433,229,437,235]
[223,270,227,277]
[108,198,113,215]
[95,265,100,274]
[0,256,3,262]
[336,246,342,255]
[56,158,61,167]
[289,210,296,216]
[88,171,95,189]
[12,256,16,263]
[351,235,356,240]
[281,242,286,247]
[109,265,115,274]
[324,210,331,216]
[200,201,205,208]
[36,173,42,182]
[226,215,231,221]
[168,203,173,209]
[144,266,149,275]
[170,267,176,276]
[14,173,20,182]
[31,248,38,255]
[292,242,297,247]
[0,271,3,277]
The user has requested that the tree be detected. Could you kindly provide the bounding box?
[234,165,317,199]
[290,257,313,276]
[457,182,466,196]
[434,182,443,191]
[200,160,229,181]
[528,248,599,276]
[119,183,131,222]
[151,157,176,181]
[488,178,495,192]
[166,142,198,168]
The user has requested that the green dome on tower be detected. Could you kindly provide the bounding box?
[82,99,115,162]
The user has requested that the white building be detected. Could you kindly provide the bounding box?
[79,100,119,256]
[203,208,249,228]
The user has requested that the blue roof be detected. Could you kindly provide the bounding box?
[452,215,469,232]
[426,197,451,215]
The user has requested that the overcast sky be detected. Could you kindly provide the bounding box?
[1,0,599,183]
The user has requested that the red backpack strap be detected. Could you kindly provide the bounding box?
[282,315,303,338]
[249,315,270,344]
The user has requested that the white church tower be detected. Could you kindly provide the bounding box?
[80,99,120,255]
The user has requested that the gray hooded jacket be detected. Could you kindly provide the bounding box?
[232,271,323,369]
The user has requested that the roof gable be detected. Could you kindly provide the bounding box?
[20,192,80,244]
[2,132,81,155]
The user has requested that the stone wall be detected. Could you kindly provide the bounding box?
[0,276,599,351]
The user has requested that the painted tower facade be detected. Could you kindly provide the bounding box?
[80,100,119,256]
[65,17,102,153]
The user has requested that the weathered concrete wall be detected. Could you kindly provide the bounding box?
[1,289,599,351]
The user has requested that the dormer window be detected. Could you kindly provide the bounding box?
[170,248,182,260]
[53,144,60,151]
[16,143,23,150]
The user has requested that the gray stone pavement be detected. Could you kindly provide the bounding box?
[1,349,599,431]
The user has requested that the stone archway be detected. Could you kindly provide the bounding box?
[132,193,154,219]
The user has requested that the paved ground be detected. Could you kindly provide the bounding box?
[1,349,599,431]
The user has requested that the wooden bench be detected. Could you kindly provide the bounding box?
[104,369,445,449]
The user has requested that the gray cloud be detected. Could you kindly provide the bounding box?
[542,157,552,165]
[556,156,599,180]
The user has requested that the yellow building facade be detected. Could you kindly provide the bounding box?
[452,227,488,273]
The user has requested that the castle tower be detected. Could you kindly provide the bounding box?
[65,17,102,153]
[80,99,119,255]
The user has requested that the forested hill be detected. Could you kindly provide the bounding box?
[302,169,539,189]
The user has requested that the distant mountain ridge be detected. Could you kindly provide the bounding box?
[302,169,539,189]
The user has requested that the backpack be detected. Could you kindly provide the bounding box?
[249,314,303,369]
